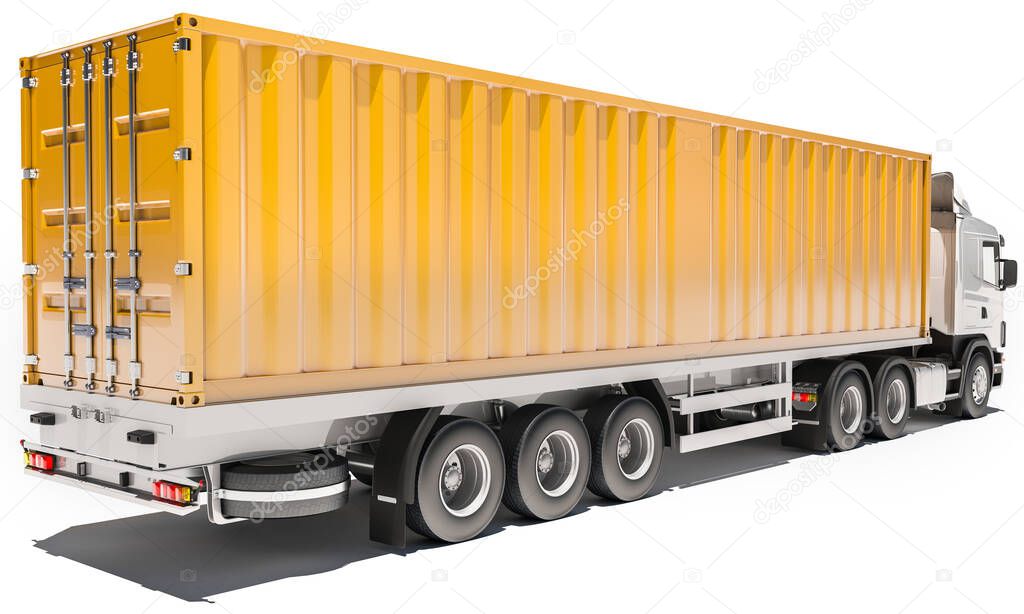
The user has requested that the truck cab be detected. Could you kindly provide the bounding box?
[928,172,1016,405]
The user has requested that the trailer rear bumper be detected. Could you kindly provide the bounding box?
[20,444,203,515]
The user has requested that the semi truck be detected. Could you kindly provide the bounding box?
[17,14,1017,545]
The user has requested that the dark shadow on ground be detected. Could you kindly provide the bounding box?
[33,407,985,601]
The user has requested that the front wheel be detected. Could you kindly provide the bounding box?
[957,352,991,419]
[584,396,664,502]
[407,417,505,543]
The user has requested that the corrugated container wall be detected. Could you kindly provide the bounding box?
[21,16,930,406]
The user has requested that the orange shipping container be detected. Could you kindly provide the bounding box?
[20,15,930,406]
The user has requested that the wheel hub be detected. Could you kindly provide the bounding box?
[537,445,554,474]
[535,430,580,497]
[617,433,632,459]
[442,461,463,492]
[438,444,491,518]
[839,385,864,435]
[885,377,908,424]
[616,418,655,481]
[971,364,988,405]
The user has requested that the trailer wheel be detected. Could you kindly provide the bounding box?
[826,372,870,451]
[500,405,591,520]
[868,366,912,440]
[957,352,992,419]
[407,417,505,543]
[220,452,349,520]
[584,396,664,502]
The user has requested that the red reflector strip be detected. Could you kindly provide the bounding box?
[791,392,817,403]
[151,480,193,504]
[25,451,55,471]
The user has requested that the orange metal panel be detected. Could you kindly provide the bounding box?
[879,155,898,329]
[596,106,628,350]
[898,157,914,327]
[761,134,785,338]
[909,159,923,329]
[302,55,354,372]
[562,99,597,353]
[355,63,402,368]
[712,126,738,341]
[202,35,243,380]
[805,141,825,335]
[782,138,805,336]
[824,144,844,334]
[737,129,761,340]
[658,117,711,345]
[842,148,864,331]
[864,151,882,331]
[628,111,659,347]
[489,87,528,358]
[448,80,490,361]
[403,71,447,364]
[244,45,300,376]
[527,94,565,355]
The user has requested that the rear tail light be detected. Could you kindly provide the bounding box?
[791,392,817,403]
[24,450,55,471]
[152,480,193,504]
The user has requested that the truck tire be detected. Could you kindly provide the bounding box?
[407,417,505,543]
[826,371,870,451]
[220,452,349,520]
[500,405,591,520]
[868,364,912,440]
[584,395,664,502]
[955,352,992,419]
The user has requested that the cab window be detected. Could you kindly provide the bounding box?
[982,242,998,286]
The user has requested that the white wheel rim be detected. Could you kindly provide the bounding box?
[535,430,580,497]
[438,444,491,518]
[971,364,989,405]
[885,378,908,424]
[616,418,655,480]
[839,385,864,435]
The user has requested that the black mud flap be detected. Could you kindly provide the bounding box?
[369,406,442,548]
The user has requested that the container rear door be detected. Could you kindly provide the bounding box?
[23,34,180,395]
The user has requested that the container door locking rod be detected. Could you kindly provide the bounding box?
[126,33,141,398]
[81,45,97,390]
[60,51,74,388]
[102,40,117,393]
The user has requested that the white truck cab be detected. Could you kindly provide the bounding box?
[927,172,1016,414]
[930,172,1016,350]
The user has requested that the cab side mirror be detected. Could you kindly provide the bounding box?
[1000,258,1017,290]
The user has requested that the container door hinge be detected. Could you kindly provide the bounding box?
[23,264,39,276]
[22,76,38,89]
[173,261,193,276]
[22,168,39,180]
[24,354,39,366]
[175,370,193,385]
[172,37,192,53]
[173,146,192,161]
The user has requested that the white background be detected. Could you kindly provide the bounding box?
[3,0,1024,612]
